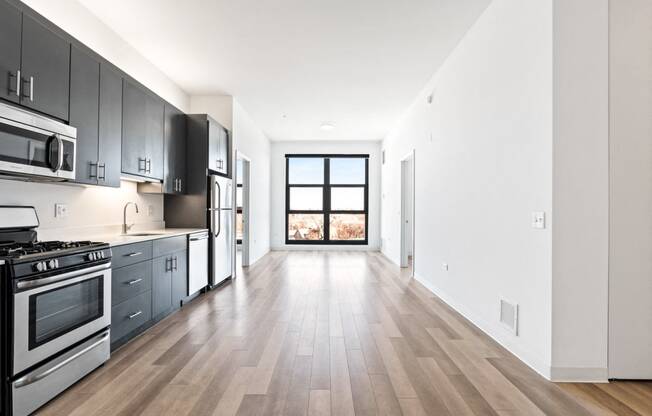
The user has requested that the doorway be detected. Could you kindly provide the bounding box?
[400,150,415,276]
[236,152,251,269]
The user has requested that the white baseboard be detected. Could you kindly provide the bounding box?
[412,272,553,381]
[549,366,609,383]
[271,245,380,252]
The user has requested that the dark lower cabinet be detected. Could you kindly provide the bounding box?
[172,251,187,307]
[97,64,122,187]
[0,1,21,105]
[70,46,100,185]
[152,255,173,319]
[20,14,70,121]
[111,238,189,350]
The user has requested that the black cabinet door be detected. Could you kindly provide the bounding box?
[122,80,147,176]
[208,119,219,172]
[145,94,164,180]
[69,46,100,185]
[0,1,22,104]
[163,105,186,194]
[171,250,187,308]
[98,64,122,187]
[218,127,230,176]
[152,256,172,318]
[20,14,70,120]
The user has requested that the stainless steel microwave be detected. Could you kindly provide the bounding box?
[0,102,76,181]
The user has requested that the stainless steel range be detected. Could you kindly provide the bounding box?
[0,206,111,416]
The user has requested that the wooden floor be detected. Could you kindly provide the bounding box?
[39,251,652,416]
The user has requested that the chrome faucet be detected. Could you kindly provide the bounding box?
[122,202,139,235]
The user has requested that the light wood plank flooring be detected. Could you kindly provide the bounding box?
[38,251,652,415]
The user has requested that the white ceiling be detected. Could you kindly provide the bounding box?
[77,0,490,141]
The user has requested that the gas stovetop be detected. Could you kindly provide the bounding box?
[0,240,106,259]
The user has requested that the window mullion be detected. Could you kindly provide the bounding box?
[324,158,330,242]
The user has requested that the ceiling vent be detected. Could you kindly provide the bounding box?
[499,298,519,336]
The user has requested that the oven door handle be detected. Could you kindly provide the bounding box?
[16,263,111,290]
[13,331,109,388]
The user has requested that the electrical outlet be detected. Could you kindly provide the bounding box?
[54,203,68,219]
[442,263,449,272]
[532,212,545,229]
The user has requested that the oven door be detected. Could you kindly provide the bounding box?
[0,118,75,180]
[13,263,111,375]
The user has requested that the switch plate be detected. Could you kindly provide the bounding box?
[442,263,449,272]
[54,203,68,219]
[532,212,545,229]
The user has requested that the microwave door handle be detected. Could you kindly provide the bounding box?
[57,136,64,172]
[13,331,109,388]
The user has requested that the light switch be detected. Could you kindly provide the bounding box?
[532,212,545,229]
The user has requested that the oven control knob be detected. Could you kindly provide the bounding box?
[48,259,57,269]
[86,252,96,261]
[33,262,45,272]
[100,251,105,259]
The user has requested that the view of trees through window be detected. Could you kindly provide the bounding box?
[286,155,368,244]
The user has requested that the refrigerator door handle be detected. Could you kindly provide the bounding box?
[215,179,222,237]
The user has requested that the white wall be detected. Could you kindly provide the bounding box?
[270,141,382,250]
[21,0,190,111]
[381,0,553,377]
[190,96,272,265]
[551,0,609,381]
[0,179,164,239]
[608,0,652,379]
[190,96,233,130]
[232,101,272,265]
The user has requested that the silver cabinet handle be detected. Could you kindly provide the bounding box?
[126,278,143,285]
[128,311,142,319]
[126,252,142,257]
[8,69,20,96]
[14,331,109,388]
[30,76,34,101]
[98,162,106,181]
[173,256,178,271]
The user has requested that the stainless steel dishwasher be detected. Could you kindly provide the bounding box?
[188,231,209,295]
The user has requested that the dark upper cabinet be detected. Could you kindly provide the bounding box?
[146,93,164,180]
[20,14,70,121]
[164,105,187,194]
[70,46,100,185]
[97,64,122,187]
[204,117,230,177]
[122,79,164,181]
[0,1,22,104]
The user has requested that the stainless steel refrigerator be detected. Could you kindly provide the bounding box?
[209,174,233,287]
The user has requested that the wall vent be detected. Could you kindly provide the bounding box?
[499,298,519,335]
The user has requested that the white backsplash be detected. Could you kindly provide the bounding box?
[0,178,165,240]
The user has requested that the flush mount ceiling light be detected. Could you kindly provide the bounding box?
[320,122,335,131]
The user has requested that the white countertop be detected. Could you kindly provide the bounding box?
[95,228,208,247]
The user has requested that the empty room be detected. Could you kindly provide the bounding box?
[0,0,650,415]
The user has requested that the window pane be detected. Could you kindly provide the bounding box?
[288,157,324,184]
[288,214,324,240]
[330,158,366,184]
[329,214,366,240]
[236,186,243,208]
[236,212,243,242]
[331,187,364,211]
[290,187,323,211]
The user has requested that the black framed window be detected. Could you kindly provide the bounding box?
[285,154,369,245]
